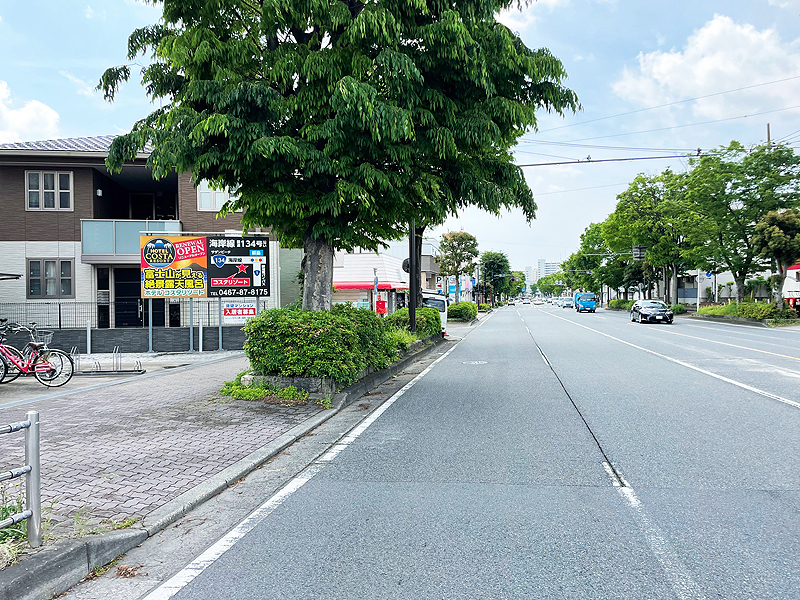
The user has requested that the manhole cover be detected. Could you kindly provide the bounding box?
[462,361,487,365]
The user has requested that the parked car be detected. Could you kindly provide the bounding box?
[422,292,448,335]
[630,300,674,324]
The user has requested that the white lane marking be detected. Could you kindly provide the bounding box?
[546,311,800,410]
[142,343,462,600]
[652,327,800,362]
[602,465,708,600]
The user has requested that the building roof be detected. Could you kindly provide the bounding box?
[0,135,151,156]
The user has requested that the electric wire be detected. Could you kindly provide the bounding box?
[516,153,717,168]
[532,75,800,134]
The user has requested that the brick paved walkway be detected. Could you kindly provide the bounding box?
[0,355,323,537]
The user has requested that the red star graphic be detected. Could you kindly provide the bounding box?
[236,264,249,273]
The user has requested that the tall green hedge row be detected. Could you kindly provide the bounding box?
[244,305,442,385]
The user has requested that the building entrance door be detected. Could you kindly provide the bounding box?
[114,268,165,327]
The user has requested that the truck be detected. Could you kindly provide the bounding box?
[574,292,597,313]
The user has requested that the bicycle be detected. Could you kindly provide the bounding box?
[0,329,74,387]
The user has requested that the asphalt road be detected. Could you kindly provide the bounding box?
[74,307,800,599]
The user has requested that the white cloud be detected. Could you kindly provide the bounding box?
[496,0,570,34]
[612,14,800,120]
[60,71,97,98]
[0,81,59,144]
[768,0,800,8]
[85,5,106,19]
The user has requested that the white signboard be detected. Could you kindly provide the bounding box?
[222,301,257,325]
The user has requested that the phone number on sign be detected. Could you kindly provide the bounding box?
[209,288,270,297]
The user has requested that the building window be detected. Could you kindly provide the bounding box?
[27,259,74,299]
[196,180,239,212]
[26,171,73,210]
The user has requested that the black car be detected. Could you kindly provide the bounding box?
[630,300,674,324]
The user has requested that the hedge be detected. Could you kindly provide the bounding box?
[384,307,442,338]
[448,301,477,322]
[608,299,635,310]
[244,306,395,385]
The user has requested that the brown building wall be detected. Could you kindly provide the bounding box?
[177,173,245,232]
[0,165,93,242]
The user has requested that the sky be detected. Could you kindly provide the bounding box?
[1,0,800,271]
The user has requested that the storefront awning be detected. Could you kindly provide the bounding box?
[334,281,409,290]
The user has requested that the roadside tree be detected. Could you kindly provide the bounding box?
[99,0,578,310]
[438,231,479,303]
[686,142,800,302]
[752,208,800,308]
[480,251,511,304]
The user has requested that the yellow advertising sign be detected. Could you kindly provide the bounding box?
[140,236,208,298]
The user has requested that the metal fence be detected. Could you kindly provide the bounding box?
[0,299,263,330]
[0,411,41,548]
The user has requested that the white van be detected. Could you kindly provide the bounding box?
[421,291,447,336]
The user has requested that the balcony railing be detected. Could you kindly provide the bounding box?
[81,220,182,263]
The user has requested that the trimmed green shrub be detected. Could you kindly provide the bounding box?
[331,303,394,371]
[384,307,442,338]
[478,303,490,312]
[244,308,365,384]
[670,304,687,314]
[738,302,777,319]
[448,301,478,321]
[386,327,416,353]
[608,299,635,310]
[698,303,740,316]
[777,306,798,320]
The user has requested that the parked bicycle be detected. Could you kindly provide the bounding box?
[0,323,73,387]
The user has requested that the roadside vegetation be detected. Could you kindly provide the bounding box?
[241,305,442,387]
[698,301,797,322]
[447,302,477,322]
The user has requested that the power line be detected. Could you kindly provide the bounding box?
[532,75,800,134]
[536,182,630,196]
[519,139,699,153]
[516,153,715,168]
[546,104,800,144]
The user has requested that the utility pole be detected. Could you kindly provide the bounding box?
[409,220,416,333]
[767,123,771,147]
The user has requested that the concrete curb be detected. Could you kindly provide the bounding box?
[687,313,769,327]
[0,338,445,600]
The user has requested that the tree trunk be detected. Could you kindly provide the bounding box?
[456,278,461,303]
[734,275,746,304]
[302,233,334,311]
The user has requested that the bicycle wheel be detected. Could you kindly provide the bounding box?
[0,354,6,384]
[0,345,25,383]
[34,349,74,387]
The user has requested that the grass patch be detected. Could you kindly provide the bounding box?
[220,380,310,405]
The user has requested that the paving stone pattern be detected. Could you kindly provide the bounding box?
[0,356,323,534]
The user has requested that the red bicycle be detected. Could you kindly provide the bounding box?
[0,329,74,387]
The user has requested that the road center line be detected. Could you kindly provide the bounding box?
[651,327,800,362]
[142,342,461,600]
[544,311,800,410]
[601,464,708,600]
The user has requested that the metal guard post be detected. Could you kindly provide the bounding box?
[0,411,41,547]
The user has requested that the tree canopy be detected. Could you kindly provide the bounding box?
[479,250,511,303]
[438,231,479,303]
[100,0,578,309]
[752,208,800,306]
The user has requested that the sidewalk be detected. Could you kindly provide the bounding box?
[0,351,323,534]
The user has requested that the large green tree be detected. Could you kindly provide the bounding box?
[752,208,800,307]
[479,250,511,305]
[686,142,800,302]
[438,231,478,303]
[602,170,692,303]
[100,0,578,310]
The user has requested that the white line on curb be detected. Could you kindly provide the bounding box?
[141,343,461,600]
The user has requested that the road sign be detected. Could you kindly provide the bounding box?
[207,236,270,297]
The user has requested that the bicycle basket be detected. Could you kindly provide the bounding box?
[35,330,54,344]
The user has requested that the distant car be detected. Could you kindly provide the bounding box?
[630,300,674,324]
[523,298,531,304]
[562,298,574,308]
[508,299,515,306]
